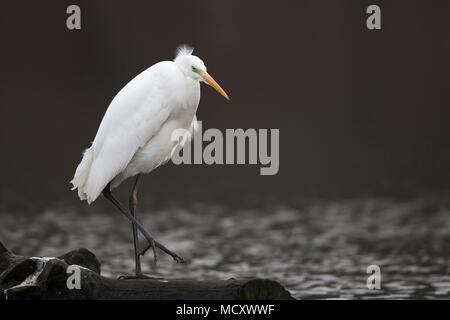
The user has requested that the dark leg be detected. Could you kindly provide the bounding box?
[103,183,157,265]
[102,184,185,265]
[119,174,157,279]
[129,174,144,276]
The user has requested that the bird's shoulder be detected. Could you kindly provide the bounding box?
[139,61,184,83]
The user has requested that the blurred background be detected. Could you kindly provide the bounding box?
[1,1,449,299]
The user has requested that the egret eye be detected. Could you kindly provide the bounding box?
[192,66,196,71]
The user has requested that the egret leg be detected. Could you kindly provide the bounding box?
[102,184,185,265]
[127,174,161,278]
[118,175,157,279]
[129,174,143,276]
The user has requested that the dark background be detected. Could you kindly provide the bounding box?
[1,0,449,211]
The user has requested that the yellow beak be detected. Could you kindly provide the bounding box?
[201,72,230,100]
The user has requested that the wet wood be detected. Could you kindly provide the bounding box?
[0,242,293,300]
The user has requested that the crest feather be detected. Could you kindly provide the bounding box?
[175,44,194,60]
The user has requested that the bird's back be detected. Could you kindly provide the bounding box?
[71,61,200,203]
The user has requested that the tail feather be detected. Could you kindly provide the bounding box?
[70,147,95,203]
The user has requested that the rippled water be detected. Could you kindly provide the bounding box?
[1,196,449,299]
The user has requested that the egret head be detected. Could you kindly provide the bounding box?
[174,45,230,100]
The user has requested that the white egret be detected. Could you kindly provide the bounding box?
[70,45,229,278]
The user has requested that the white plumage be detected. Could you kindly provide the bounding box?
[71,46,229,204]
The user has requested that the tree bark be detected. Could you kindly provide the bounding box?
[0,242,293,300]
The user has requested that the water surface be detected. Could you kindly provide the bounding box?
[1,196,449,299]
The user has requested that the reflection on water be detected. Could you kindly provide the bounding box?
[1,196,449,299]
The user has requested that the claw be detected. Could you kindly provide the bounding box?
[172,254,186,264]
[118,273,161,280]
[139,240,185,264]
[139,245,150,257]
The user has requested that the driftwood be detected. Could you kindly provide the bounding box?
[0,242,293,300]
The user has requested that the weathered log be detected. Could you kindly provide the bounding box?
[0,242,294,300]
